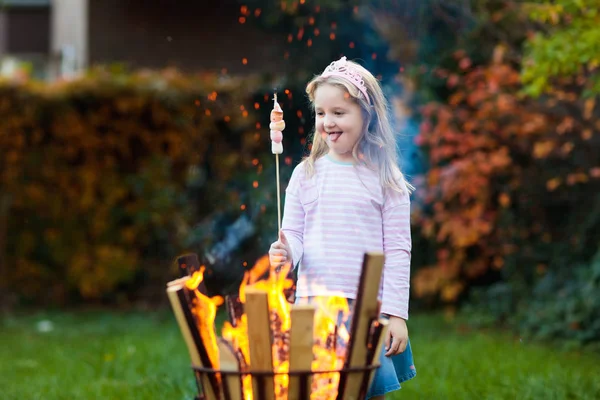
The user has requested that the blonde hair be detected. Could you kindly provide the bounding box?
[304,59,414,193]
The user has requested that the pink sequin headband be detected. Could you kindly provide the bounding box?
[320,56,371,104]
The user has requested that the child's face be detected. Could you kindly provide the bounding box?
[314,83,364,162]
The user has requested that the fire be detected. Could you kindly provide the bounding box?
[309,296,350,399]
[185,267,224,370]
[186,255,351,399]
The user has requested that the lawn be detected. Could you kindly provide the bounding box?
[1,309,599,400]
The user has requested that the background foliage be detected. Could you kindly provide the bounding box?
[0,68,282,305]
[2,0,599,346]
[521,0,600,97]
[390,0,600,345]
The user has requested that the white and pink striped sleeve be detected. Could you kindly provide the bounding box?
[281,164,305,268]
[381,184,412,320]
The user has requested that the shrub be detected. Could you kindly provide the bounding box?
[411,50,600,309]
[0,68,272,305]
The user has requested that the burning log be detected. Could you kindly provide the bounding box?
[217,338,243,400]
[168,251,389,400]
[365,318,389,390]
[177,253,202,278]
[339,253,385,400]
[245,287,276,400]
[166,279,220,400]
[225,295,244,327]
[366,319,388,367]
[288,305,315,400]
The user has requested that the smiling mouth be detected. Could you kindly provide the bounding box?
[327,131,343,142]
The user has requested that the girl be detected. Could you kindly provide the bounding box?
[269,56,416,399]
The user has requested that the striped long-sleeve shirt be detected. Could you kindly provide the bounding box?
[281,155,412,319]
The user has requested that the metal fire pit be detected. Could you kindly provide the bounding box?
[191,364,380,400]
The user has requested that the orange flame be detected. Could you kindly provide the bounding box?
[185,267,224,370]
[186,256,350,399]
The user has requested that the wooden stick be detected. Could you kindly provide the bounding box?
[218,338,243,400]
[167,281,201,366]
[167,282,219,400]
[225,295,244,327]
[339,252,385,400]
[366,319,388,367]
[245,287,276,400]
[167,276,191,288]
[276,152,282,232]
[366,318,389,390]
[288,305,315,400]
[272,90,283,233]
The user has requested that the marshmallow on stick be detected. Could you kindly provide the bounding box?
[270,93,284,231]
[270,94,285,154]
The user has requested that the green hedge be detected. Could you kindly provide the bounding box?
[0,68,279,305]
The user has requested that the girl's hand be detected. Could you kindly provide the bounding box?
[384,316,408,356]
[269,230,292,269]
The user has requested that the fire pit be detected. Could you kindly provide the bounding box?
[167,252,388,400]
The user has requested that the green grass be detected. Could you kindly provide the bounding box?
[1,310,599,399]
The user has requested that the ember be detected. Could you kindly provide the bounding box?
[167,252,388,400]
